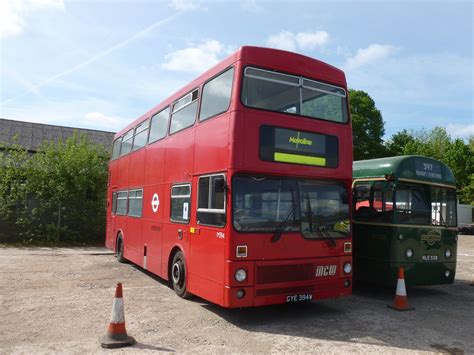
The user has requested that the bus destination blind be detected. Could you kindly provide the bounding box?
[415,160,442,180]
[260,126,338,167]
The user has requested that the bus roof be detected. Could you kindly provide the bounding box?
[353,155,456,186]
[115,46,347,138]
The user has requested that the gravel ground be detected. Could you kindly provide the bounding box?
[1,236,473,354]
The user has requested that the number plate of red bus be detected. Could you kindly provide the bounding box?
[286,294,313,302]
[422,255,438,261]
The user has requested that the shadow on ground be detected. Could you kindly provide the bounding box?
[131,263,471,354]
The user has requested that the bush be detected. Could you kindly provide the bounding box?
[0,133,110,245]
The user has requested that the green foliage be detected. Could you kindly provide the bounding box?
[385,129,417,156]
[349,89,388,160]
[385,127,474,204]
[0,133,109,244]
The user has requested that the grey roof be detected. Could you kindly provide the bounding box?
[0,118,115,152]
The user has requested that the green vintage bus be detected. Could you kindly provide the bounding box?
[352,155,457,287]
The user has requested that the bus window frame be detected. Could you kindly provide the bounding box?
[132,119,150,152]
[169,89,199,135]
[170,183,192,224]
[115,190,129,216]
[198,66,235,123]
[197,173,227,227]
[394,182,431,226]
[119,128,134,157]
[148,106,171,145]
[111,137,122,160]
[353,180,394,223]
[127,188,144,218]
[240,65,350,125]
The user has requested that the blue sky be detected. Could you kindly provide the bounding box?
[1,0,472,140]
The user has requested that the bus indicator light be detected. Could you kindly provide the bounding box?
[236,245,247,258]
[344,242,352,253]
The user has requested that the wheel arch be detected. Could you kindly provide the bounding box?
[115,229,125,252]
[167,245,185,284]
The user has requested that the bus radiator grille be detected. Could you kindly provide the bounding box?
[256,264,315,284]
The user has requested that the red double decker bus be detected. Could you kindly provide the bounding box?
[106,46,353,308]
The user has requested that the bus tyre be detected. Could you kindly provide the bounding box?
[116,235,126,263]
[171,251,191,298]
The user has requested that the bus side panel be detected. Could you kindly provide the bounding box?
[141,183,165,276]
[105,162,118,251]
[143,141,167,275]
[193,112,230,174]
[114,155,136,262]
[187,177,226,306]
[160,130,195,280]
[125,151,146,266]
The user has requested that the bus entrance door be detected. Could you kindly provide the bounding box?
[189,225,226,305]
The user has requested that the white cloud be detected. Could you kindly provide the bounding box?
[84,112,126,129]
[0,0,64,38]
[266,30,330,52]
[446,123,474,139]
[2,97,130,132]
[162,40,234,74]
[169,0,202,11]
[345,44,398,70]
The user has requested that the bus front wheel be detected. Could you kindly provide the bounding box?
[171,251,191,298]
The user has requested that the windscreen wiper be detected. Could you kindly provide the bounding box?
[305,192,314,234]
[319,222,337,248]
[271,204,295,243]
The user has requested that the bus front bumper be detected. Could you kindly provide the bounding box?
[223,256,352,308]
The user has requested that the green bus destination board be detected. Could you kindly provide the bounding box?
[414,160,442,180]
[260,125,338,167]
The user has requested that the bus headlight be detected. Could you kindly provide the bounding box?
[406,248,414,258]
[235,268,247,282]
[444,270,451,278]
[445,249,452,258]
[343,263,352,274]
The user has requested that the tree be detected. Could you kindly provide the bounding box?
[0,133,110,244]
[385,129,417,156]
[349,89,387,160]
[385,127,474,204]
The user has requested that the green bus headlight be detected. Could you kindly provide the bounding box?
[406,248,413,258]
[445,249,452,258]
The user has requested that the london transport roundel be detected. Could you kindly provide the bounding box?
[151,193,160,213]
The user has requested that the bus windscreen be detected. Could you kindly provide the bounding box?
[241,67,348,123]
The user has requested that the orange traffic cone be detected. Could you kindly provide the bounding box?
[387,267,415,311]
[101,283,136,348]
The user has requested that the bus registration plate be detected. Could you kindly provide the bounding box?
[422,255,438,261]
[286,294,313,302]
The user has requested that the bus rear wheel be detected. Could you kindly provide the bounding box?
[116,234,126,263]
[171,251,190,298]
